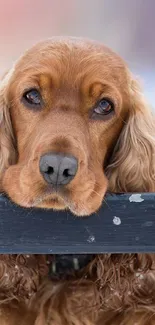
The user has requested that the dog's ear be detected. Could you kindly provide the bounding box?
[107,77,155,192]
[0,69,16,184]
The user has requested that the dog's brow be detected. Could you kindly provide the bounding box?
[39,74,52,89]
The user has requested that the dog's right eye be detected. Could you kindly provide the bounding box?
[22,89,42,108]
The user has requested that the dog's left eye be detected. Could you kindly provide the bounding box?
[93,99,114,115]
[23,89,42,107]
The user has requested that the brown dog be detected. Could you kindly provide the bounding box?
[0,37,155,324]
[1,37,155,216]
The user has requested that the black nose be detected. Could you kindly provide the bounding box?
[39,153,78,186]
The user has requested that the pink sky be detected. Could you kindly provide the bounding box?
[0,0,154,105]
[0,0,75,73]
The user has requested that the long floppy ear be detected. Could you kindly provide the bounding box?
[0,69,16,185]
[106,77,155,192]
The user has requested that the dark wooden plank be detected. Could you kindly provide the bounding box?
[0,193,155,254]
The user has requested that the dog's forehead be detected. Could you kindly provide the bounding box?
[11,38,130,95]
[21,37,121,59]
[15,39,127,79]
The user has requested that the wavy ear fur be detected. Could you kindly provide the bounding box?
[0,69,16,185]
[106,78,155,192]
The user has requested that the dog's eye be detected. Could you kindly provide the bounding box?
[23,89,42,107]
[94,99,114,115]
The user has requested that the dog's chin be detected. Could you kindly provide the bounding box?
[33,195,95,217]
[29,184,105,216]
[36,195,67,211]
[44,196,103,217]
[36,200,95,217]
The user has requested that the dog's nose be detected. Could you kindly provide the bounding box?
[39,153,78,186]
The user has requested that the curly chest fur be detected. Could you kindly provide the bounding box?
[0,254,155,313]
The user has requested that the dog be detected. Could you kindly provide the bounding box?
[0,37,155,324]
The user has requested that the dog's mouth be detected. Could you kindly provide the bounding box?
[34,194,97,217]
[44,196,60,204]
[30,181,105,216]
[33,192,68,210]
[32,193,89,216]
[27,175,106,216]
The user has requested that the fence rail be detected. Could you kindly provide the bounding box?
[0,193,154,254]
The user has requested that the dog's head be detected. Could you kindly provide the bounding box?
[0,37,155,216]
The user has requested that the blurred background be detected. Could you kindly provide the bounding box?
[0,0,154,106]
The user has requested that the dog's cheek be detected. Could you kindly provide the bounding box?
[2,165,20,191]
[69,175,108,216]
[2,165,32,206]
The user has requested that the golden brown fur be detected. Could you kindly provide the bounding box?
[0,37,155,324]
